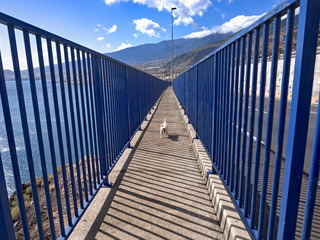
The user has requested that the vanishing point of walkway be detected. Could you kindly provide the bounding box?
[75,89,224,239]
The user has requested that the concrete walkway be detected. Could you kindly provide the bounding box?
[72,88,224,239]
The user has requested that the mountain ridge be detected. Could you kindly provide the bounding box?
[105,32,234,66]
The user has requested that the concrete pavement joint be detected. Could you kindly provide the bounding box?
[172,91,252,240]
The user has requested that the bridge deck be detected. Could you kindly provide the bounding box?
[71,88,223,239]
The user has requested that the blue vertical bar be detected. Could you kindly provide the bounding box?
[195,65,198,133]
[96,57,108,177]
[71,47,89,202]
[258,15,280,239]
[21,29,45,239]
[87,54,100,185]
[230,40,240,192]
[234,36,246,199]
[56,42,78,219]
[301,92,320,239]
[7,25,31,240]
[250,22,269,228]
[47,38,72,230]
[99,59,109,172]
[24,35,56,238]
[0,53,17,240]
[64,44,84,210]
[125,66,131,146]
[216,51,222,169]
[227,43,235,186]
[211,53,218,166]
[218,51,224,170]
[92,56,111,187]
[224,46,231,180]
[221,48,226,175]
[244,28,259,217]
[105,60,115,168]
[77,49,92,197]
[104,60,114,169]
[239,32,252,207]
[267,7,294,239]
[278,0,320,238]
[82,51,97,190]
[36,35,65,237]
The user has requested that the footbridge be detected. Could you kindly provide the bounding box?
[0,0,320,239]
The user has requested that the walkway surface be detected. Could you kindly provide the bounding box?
[76,88,224,239]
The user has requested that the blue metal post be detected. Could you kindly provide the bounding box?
[301,91,320,239]
[92,55,112,187]
[278,0,320,238]
[82,51,97,190]
[47,38,72,230]
[250,22,269,228]
[87,54,101,185]
[267,7,294,239]
[244,28,259,217]
[239,32,252,207]
[258,16,280,239]
[77,49,93,197]
[230,40,240,192]
[0,59,15,240]
[56,42,78,219]
[71,47,88,202]
[227,43,235,186]
[234,36,246,199]
[64,44,84,210]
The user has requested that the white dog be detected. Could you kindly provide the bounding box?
[160,117,168,138]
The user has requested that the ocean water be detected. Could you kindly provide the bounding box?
[0,79,87,197]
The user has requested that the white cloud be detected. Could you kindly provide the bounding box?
[106,43,112,48]
[104,0,212,26]
[174,16,194,26]
[97,37,105,41]
[183,14,262,39]
[133,18,165,37]
[116,42,132,51]
[97,24,102,27]
[133,33,138,38]
[95,28,99,32]
[105,0,128,5]
[104,24,117,34]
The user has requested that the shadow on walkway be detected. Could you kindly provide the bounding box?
[78,89,224,240]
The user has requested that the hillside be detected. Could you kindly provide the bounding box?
[135,37,232,78]
[105,32,233,66]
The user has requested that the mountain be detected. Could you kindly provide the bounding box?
[134,37,232,79]
[163,38,231,76]
[105,32,234,66]
[3,69,14,79]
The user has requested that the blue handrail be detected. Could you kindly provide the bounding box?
[0,12,167,239]
[173,0,320,239]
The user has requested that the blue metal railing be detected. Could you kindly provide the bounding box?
[0,12,167,239]
[173,0,320,239]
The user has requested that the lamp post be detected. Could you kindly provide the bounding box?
[171,7,176,83]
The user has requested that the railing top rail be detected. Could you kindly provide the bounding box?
[187,0,299,71]
[0,11,151,75]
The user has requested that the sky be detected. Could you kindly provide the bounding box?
[0,0,281,69]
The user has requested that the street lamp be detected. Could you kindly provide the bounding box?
[171,7,176,83]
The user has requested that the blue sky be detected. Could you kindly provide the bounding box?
[0,0,281,67]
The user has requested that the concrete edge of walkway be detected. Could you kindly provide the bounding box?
[173,93,252,240]
[69,92,165,239]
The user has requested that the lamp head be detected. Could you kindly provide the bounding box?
[171,7,177,11]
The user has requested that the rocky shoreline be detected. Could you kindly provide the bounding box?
[10,157,94,239]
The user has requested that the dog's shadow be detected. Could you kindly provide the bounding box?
[168,134,179,141]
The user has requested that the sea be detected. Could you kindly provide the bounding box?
[0,79,85,197]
